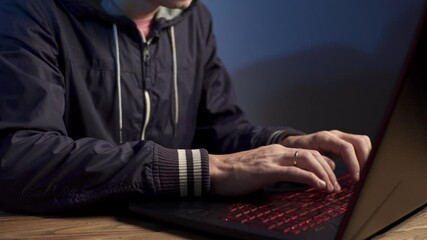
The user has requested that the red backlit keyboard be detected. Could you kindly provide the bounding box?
[221,175,355,235]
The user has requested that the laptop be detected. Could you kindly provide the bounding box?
[129,5,427,240]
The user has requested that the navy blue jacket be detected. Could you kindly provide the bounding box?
[0,0,302,213]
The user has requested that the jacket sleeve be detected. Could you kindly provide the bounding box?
[192,4,304,154]
[0,1,209,213]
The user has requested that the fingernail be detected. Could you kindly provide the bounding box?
[334,181,341,192]
[318,180,327,189]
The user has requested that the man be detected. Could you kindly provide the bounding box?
[0,0,371,213]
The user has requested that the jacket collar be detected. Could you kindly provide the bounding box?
[58,0,198,28]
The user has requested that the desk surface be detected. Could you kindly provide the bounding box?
[0,207,426,239]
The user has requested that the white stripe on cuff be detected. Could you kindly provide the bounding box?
[192,149,202,196]
[178,149,188,197]
[267,130,284,144]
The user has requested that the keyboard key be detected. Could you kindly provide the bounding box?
[220,174,354,235]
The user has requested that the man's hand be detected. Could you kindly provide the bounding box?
[281,130,372,182]
[209,144,340,197]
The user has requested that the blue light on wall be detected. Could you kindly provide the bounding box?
[202,0,425,138]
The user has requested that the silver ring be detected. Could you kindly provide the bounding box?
[293,151,299,167]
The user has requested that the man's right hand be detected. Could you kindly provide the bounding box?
[209,144,340,197]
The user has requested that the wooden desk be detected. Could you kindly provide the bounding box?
[0,207,426,239]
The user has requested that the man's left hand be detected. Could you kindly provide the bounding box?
[281,130,372,181]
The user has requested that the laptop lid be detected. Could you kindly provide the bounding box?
[338,5,427,239]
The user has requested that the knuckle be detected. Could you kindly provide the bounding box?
[298,150,307,157]
[341,142,354,153]
[362,135,372,145]
[330,129,340,134]
[310,150,321,157]
[320,130,330,135]
[313,131,331,143]
[355,135,369,144]
[299,151,311,160]
[315,131,328,138]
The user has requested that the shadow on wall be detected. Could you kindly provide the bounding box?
[232,10,420,141]
[233,45,392,139]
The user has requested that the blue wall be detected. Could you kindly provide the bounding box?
[202,0,425,139]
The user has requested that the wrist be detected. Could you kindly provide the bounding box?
[208,153,237,195]
[280,135,298,148]
[208,154,221,193]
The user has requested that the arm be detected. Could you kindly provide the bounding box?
[0,2,209,213]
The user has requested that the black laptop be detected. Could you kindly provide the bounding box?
[129,5,427,240]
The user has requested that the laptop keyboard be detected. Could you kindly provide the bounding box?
[221,175,354,235]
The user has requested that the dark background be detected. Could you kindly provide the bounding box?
[203,0,425,141]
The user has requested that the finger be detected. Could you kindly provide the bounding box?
[312,151,340,192]
[330,130,372,170]
[278,166,328,190]
[292,150,334,192]
[313,131,361,181]
[324,156,336,170]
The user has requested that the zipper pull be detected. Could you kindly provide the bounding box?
[143,41,151,67]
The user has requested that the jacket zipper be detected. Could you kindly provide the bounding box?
[141,39,152,141]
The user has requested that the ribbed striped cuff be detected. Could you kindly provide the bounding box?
[154,145,210,197]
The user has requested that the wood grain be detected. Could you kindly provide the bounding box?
[0,207,425,240]
[374,207,427,240]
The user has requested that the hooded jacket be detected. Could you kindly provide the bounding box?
[0,0,302,213]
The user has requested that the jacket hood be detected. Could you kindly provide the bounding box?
[58,0,198,28]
